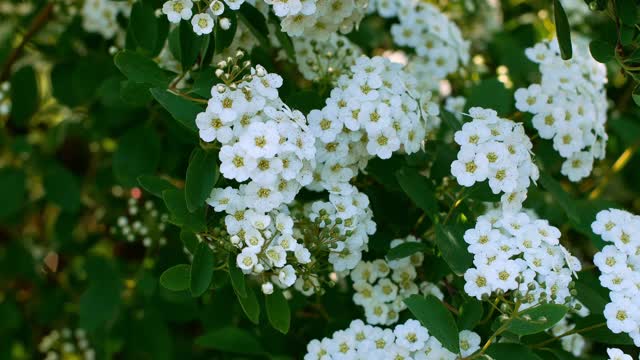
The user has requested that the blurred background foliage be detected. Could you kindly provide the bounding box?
[1,0,640,358]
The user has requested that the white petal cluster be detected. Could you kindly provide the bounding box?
[308,55,439,193]
[349,236,443,325]
[591,209,640,346]
[39,328,94,360]
[607,348,634,360]
[111,198,169,248]
[293,34,361,84]
[515,38,607,182]
[562,0,592,25]
[0,82,10,116]
[389,2,470,89]
[451,107,539,212]
[82,0,130,39]
[463,208,581,310]
[305,185,376,274]
[199,64,316,213]
[161,0,230,36]
[305,319,480,359]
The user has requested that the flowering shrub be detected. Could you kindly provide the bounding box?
[3,0,640,359]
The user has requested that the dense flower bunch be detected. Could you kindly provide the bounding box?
[0,81,10,116]
[111,197,169,248]
[293,34,361,84]
[514,38,607,182]
[308,55,439,192]
[82,0,130,39]
[198,53,316,213]
[592,209,640,346]
[451,107,539,212]
[388,2,470,87]
[39,328,94,360]
[266,0,369,40]
[463,208,581,310]
[305,319,481,359]
[304,186,376,274]
[349,235,442,325]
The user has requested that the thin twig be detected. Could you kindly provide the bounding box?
[0,2,54,82]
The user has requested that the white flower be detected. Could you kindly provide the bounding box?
[195,111,233,143]
[191,13,214,35]
[162,0,193,23]
[278,265,297,287]
[261,282,274,295]
[458,330,481,357]
[237,247,259,271]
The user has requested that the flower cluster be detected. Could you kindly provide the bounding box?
[592,209,640,346]
[39,328,94,360]
[0,81,10,116]
[293,34,361,84]
[303,185,376,274]
[463,208,582,310]
[451,107,538,212]
[267,0,369,40]
[161,0,228,36]
[82,0,130,39]
[208,184,375,294]
[514,38,607,182]
[307,55,439,192]
[305,319,481,359]
[349,236,442,325]
[198,54,316,213]
[387,2,470,88]
[111,197,169,248]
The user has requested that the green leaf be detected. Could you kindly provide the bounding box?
[589,40,615,64]
[486,343,543,360]
[113,126,161,187]
[162,188,207,232]
[159,264,190,291]
[268,12,295,61]
[129,0,169,56]
[574,271,609,314]
[404,295,460,353]
[386,242,428,261]
[228,253,247,298]
[395,167,438,221]
[0,167,26,220]
[237,285,261,324]
[465,78,513,116]
[9,65,39,127]
[114,50,172,88]
[265,289,290,334]
[237,3,270,48]
[458,297,484,330]
[633,86,640,107]
[42,162,81,213]
[190,242,214,297]
[215,8,238,53]
[616,0,638,25]
[178,21,205,69]
[196,327,264,354]
[553,0,572,60]
[440,109,462,132]
[181,230,200,254]
[137,175,175,198]
[508,304,568,335]
[185,148,219,212]
[538,173,579,224]
[150,88,202,133]
[435,224,472,276]
[78,256,123,331]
